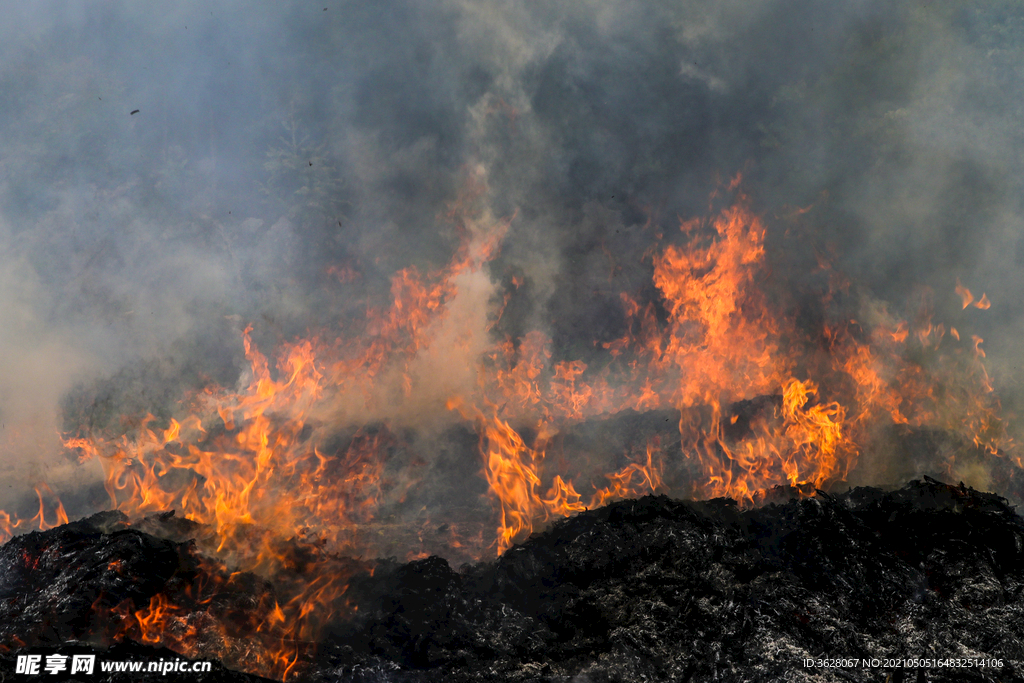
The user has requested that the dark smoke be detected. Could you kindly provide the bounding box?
[1,1,1022,516]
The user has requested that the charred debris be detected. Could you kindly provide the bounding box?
[2,478,1023,682]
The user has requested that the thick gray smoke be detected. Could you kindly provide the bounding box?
[1,0,1022,516]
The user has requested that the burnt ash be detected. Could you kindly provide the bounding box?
[0,511,186,646]
[2,480,1024,682]
[322,480,1024,682]
[0,511,274,682]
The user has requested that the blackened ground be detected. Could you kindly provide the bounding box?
[2,480,1024,682]
[0,511,187,647]
[0,511,274,682]
[321,480,1024,682]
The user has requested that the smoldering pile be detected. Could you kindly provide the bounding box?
[3,477,1023,682]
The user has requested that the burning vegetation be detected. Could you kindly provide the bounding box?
[2,2,1024,681]
[1,178,1019,680]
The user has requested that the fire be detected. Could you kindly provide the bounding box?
[956,278,991,310]
[0,485,68,541]
[589,439,663,509]
[472,406,549,554]
[447,397,664,554]
[0,178,1014,679]
[98,554,333,680]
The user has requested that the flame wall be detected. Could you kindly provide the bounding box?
[0,0,1016,534]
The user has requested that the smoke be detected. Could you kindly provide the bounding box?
[1,0,1023,516]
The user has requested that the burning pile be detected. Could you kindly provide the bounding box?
[0,183,1019,680]
[3,479,1023,682]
